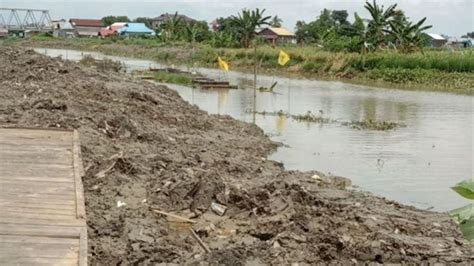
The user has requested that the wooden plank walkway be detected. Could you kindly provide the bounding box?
[0,128,87,265]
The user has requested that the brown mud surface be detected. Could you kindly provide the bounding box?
[1,47,472,264]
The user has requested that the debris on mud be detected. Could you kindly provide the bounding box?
[0,47,472,264]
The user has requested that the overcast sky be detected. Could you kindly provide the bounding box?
[0,0,472,36]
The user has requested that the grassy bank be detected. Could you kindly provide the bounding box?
[3,36,474,95]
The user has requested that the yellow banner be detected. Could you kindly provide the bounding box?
[278,50,290,66]
[218,56,229,71]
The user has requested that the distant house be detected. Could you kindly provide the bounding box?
[447,37,473,48]
[116,23,155,36]
[151,13,197,29]
[53,20,76,38]
[425,33,447,48]
[99,22,127,37]
[70,19,103,37]
[257,27,296,45]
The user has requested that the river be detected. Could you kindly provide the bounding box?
[35,48,474,212]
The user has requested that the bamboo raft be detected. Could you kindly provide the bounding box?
[0,128,87,265]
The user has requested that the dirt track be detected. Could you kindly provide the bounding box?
[1,47,472,264]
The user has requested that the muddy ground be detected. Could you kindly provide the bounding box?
[0,47,472,264]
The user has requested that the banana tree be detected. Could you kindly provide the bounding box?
[364,0,397,49]
[160,12,184,42]
[449,179,474,242]
[386,17,432,52]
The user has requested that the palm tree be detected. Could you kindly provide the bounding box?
[230,8,271,48]
[364,0,397,49]
[270,16,283,27]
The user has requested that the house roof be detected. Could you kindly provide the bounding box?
[152,13,197,23]
[426,33,446,41]
[70,19,103,27]
[117,23,154,34]
[99,23,127,37]
[259,27,295,37]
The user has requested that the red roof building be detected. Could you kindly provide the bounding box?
[70,19,103,37]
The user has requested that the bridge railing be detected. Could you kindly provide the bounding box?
[0,8,53,31]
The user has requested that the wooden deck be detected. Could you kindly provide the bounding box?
[0,128,87,265]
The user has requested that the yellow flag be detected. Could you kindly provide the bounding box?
[278,50,290,66]
[218,56,229,71]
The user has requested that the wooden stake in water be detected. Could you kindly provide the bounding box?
[253,45,257,124]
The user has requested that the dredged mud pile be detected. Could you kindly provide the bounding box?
[0,47,472,264]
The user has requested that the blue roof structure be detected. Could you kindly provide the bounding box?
[117,23,154,35]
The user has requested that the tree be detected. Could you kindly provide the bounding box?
[386,17,432,52]
[270,16,283,27]
[331,10,349,26]
[462,32,474,38]
[229,8,271,48]
[364,0,397,49]
[101,16,130,26]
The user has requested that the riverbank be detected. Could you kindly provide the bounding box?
[3,37,473,95]
[1,46,473,264]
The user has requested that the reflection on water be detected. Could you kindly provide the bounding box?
[35,48,474,211]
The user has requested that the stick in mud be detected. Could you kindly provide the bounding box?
[152,209,197,224]
[190,228,211,253]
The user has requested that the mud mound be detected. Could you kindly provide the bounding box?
[0,47,472,264]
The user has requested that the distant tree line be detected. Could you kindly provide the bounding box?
[100,0,433,53]
[295,0,431,52]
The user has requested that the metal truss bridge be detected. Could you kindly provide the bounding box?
[0,8,53,31]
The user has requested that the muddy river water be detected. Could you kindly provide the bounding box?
[36,48,473,212]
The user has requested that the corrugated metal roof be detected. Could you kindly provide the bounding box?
[70,19,103,27]
[426,33,446,41]
[260,27,295,37]
[117,23,154,34]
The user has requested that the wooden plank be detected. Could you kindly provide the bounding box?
[0,170,73,180]
[0,217,85,227]
[0,149,72,163]
[0,257,78,264]
[0,128,87,265]
[0,183,75,195]
[1,211,76,220]
[1,206,76,216]
[0,193,76,204]
[0,202,75,211]
[0,235,79,245]
[0,179,75,189]
[0,223,81,237]
[73,130,86,220]
[79,227,88,266]
[0,176,73,183]
[0,243,79,256]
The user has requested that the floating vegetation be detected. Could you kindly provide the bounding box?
[154,71,193,85]
[79,55,123,72]
[254,110,404,131]
[344,119,403,131]
[292,111,330,123]
[255,110,330,124]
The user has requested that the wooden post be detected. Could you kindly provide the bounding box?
[253,44,257,124]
